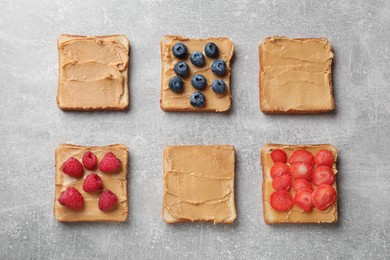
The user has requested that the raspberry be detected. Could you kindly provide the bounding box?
[270,163,290,179]
[58,187,84,209]
[314,150,334,167]
[270,190,294,211]
[99,152,121,173]
[270,149,287,163]
[83,173,103,193]
[312,184,337,210]
[98,190,118,211]
[294,189,314,212]
[61,157,84,178]
[292,178,313,192]
[291,162,313,180]
[289,150,314,165]
[272,175,291,191]
[312,166,334,186]
[82,151,98,170]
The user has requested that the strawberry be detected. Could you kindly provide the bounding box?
[289,150,314,165]
[292,178,313,192]
[61,157,84,178]
[82,151,98,170]
[98,189,118,211]
[294,189,314,212]
[270,163,290,179]
[291,162,313,180]
[270,190,294,211]
[312,166,334,186]
[272,175,291,191]
[312,184,337,210]
[314,150,334,167]
[99,152,121,173]
[83,173,103,193]
[58,187,84,209]
[270,149,287,163]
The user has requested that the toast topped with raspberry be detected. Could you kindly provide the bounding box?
[261,144,338,224]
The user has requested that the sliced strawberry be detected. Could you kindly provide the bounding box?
[312,166,334,186]
[314,149,334,167]
[294,189,314,212]
[270,191,294,211]
[292,178,313,192]
[270,163,290,179]
[272,175,291,191]
[289,150,314,165]
[291,162,313,180]
[270,149,287,163]
[312,184,337,210]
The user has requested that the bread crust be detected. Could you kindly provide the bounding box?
[57,34,130,111]
[259,37,335,114]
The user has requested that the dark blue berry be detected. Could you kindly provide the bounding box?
[174,62,189,78]
[172,42,188,59]
[204,43,219,58]
[211,59,227,76]
[211,79,227,94]
[168,77,184,93]
[190,51,206,67]
[191,74,207,90]
[190,92,206,108]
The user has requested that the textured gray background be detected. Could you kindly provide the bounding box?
[0,0,389,259]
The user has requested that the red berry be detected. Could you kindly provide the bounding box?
[82,151,98,170]
[61,157,84,178]
[270,149,287,163]
[312,184,337,210]
[270,190,294,211]
[98,190,118,211]
[294,189,314,212]
[314,150,334,167]
[289,150,314,165]
[83,173,103,193]
[272,175,291,191]
[312,166,334,186]
[99,152,121,173]
[58,187,84,209]
[292,178,313,192]
[270,163,290,179]
[291,162,313,180]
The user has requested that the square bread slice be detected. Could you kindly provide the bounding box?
[261,144,338,224]
[57,34,130,110]
[160,35,234,112]
[54,144,128,222]
[163,145,236,223]
[259,36,335,114]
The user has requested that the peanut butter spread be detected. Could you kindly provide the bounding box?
[54,144,128,222]
[260,36,334,113]
[160,36,234,112]
[163,145,236,223]
[261,144,338,223]
[57,35,129,110]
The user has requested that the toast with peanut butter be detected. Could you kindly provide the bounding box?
[163,145,237,224]
[261,144,338,224]
[57,34,130,110]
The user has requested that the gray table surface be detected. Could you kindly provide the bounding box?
[1,0,389,259]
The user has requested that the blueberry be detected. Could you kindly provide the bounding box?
[191,74,207,90]
[174,61,189,78]
[190,92,206,108]
[211,59,227,76]
[211,79,227,94]
[190,51,206,67]
[204,42,219,58]
[168,77,184,93]
[172,42,188,59]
